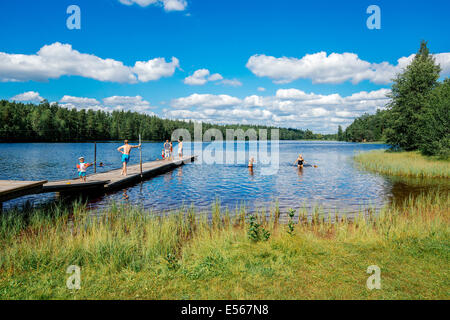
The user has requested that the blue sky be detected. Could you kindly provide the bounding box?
[0,0,449,133]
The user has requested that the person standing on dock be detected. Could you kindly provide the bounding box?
[164,140,171,160]
[177,138,183,159]
[77,157,92,182]
[117,140,141,176]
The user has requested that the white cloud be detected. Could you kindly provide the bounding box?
[119,0,187,12]
[59,95,106,112]
[257,87,266,92]
[57,95,155,114]
[165,88,391,133]
[103,95,154,113]
[0,43,179,83]
[171,93,241,109]
[184,69,223,85]
[435,53,450,75]
[276,89,320,100]
[220,79,242,87]
[184,69,241,86]
[246,51,450,84]
[10,91,43,103]
[133,57,179,82]
[60,95,101,106]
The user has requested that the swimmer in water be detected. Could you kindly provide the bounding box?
[248,157,255,168]
[294,154,306,168]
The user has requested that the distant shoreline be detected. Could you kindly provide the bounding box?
[0,139,345,144]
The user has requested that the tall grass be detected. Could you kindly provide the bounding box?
[0,193,448,299]
[354,150,450,178]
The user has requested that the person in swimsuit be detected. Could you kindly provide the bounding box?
[177,139,183,159]
[163,140,171,160]
[248,157,255,168]
[294,154,306,168]
[117,139,141,176]
[170,142,173,160]
[77,157,92,182]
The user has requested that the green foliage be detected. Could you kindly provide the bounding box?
[354,150,450,178]
[247,214,270,242]
[419,78,450,158]
[344,110,388,142]
[337,125,344,141]
[343,41,449,158]
[286,209,295,235]
[165,252,180,271]
[0,100,334,142]
[385,40,441,151]
[0,194,448,299]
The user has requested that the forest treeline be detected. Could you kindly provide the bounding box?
[0,100,335,142]
[341,41,449,158]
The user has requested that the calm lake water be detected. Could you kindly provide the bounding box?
[1,141,447,213]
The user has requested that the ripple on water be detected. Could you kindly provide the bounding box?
[2,141,446,214]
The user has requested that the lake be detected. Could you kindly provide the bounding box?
[1,141,447,213]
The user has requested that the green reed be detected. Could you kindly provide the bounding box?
[0,193,448,299]
[354,150,450,178]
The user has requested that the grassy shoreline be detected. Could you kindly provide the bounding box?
[0,193,448,300]
[354,150,450,179]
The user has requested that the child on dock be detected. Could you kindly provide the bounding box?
[164,140,171,160]
[177,139,183,159]
[77,157,92,182]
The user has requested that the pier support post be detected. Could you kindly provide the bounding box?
[94,142,97,173]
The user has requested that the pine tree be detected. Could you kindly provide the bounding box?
[419,78,450,158]
[385,41,441,150]
[337,125,343,141]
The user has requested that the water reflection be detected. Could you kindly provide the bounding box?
[387,175,449,205]
[297,167,304,179]
[122,189,129,202]
[2,141,447,214]
[178,166,183,182]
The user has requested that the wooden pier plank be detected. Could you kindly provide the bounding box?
[43,155,196,193]
[0,180,47,202]
[0,156,196,204]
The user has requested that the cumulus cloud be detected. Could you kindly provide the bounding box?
[133,57,179,82]
[0,43,179,83]
[119,0,187,12]
[276,89,321,100]
[435,53,450,75]
[171,93,241,109]
[60,95,101,106]
[246,52,450,84]
[184,69,241,86]
[103,95,154,113]
[184,69,223,85]
[10,91,43,103]
[220,79,242,87]
[165,88,392,133]
[57,95,155,114]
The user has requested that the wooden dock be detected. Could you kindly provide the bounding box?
[0,155,196,207]
[0,180,48,210]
